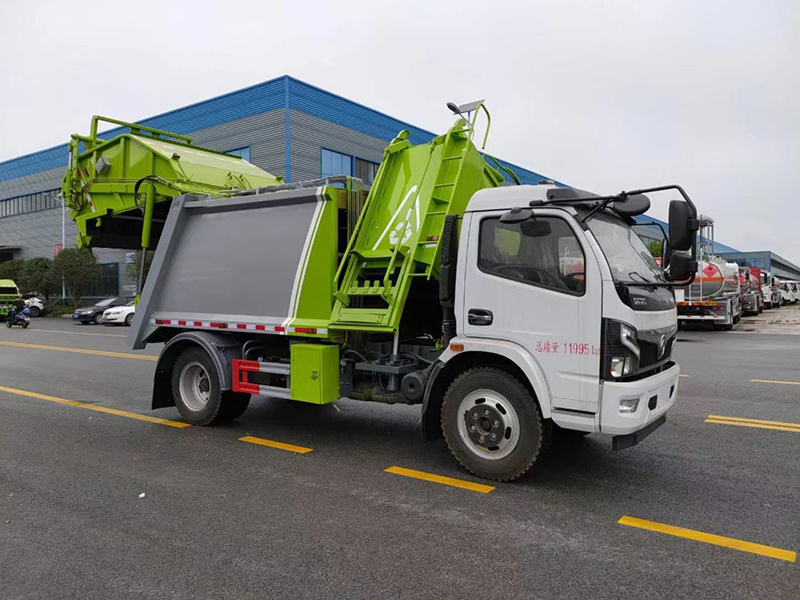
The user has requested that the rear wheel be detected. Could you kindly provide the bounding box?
[22,322,29,329]
[441,367,543,482]
[172,347,225,426]
[28,306,40,318]
[124,313,134,326]
[220,392,250,421]
[93,312,103,325]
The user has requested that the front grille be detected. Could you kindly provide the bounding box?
[637,327,677,370]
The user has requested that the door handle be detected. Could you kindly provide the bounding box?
[468,308,493,326]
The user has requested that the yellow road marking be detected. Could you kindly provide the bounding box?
[751,378,800,387]
[618,516,795,562]
[385,466,495,494]
[0,340,157,361]
[10,327,126,338]
[0,384,189,428]
[239,435,313,454]
[705,418,800,433]
[707,414,800,429]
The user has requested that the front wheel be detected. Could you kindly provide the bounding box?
[5,320,11,328]
[29,306,40,318]
[441,367,543,482]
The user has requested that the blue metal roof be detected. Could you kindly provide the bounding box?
[0,75,553,186]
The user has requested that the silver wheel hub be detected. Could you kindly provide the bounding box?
[179,361,211,411]
[457,388,520,460]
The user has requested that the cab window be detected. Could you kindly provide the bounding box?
[478,216,586,295]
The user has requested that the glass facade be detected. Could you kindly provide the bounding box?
[226,146,251,162]
[321,149,380,184]
[0,190,60,218]
[88,263,120,297]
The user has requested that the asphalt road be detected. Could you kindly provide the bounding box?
[1,315,799,599]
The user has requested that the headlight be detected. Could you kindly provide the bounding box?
[602,319,640,380]
[620,324,640,359]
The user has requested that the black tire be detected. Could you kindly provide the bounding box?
[29,306,40,318]
[441,367,543,482]
[220,392,251,421]
[22,322,29,329]
[124,313,134,326]
[93,312,103,325]
[171,347,226,426]
[5,320,11,328]
[713,322,733,331]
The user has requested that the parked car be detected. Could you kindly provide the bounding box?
[103,300,136,326]
[72,297,124,324]
[23,296,45,317]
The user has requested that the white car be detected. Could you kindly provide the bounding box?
[103,301,136,326]
[24,297,45,317]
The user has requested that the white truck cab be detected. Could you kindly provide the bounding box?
[439,185,680,445]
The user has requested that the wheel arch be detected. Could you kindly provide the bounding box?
[151,331,242,409]
[421,340,551,441]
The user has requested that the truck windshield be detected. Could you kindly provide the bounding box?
[583,210,665,285]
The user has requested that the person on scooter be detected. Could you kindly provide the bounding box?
[9,300,30,326]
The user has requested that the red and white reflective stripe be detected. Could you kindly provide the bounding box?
[151,318,327,335]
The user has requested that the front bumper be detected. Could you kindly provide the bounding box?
[599,362,680,436]
[103,314,126,324]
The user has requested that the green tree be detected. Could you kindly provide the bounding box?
[21,257,59,302]
[53,248,98,306]
[0,258,26,283]
[648,240,664,259]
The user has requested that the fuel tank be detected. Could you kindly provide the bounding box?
[684,258,740,300]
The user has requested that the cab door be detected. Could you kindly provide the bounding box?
[461,209,602,413]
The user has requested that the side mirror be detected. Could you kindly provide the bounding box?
[668,253,696,282]
[612,193,651,217]
[669,200,695,251]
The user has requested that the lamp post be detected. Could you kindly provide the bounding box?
[61,193,66,301]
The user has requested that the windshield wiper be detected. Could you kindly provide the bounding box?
[620,271,662,287]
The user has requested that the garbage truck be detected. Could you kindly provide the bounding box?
[0,279,22,320]
[674,216,741,330]
[122,101,700,481]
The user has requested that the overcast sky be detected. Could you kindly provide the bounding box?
[1,0,798,259]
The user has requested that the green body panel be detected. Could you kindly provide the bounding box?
[284,188,340,336]
[328,118,504,333]
[0,279,22,317]
[289,344,340,404]
[62,116,282,250]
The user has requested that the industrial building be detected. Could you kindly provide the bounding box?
[1,74,798,297]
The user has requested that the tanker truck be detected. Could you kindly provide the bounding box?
[761,271,782,309]
[675,216,741,330]
[739,266,763,315]
[119,101,700,481]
